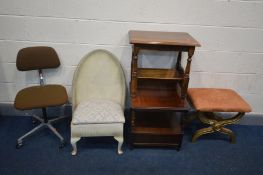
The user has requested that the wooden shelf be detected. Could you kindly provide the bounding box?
[131,80,188,110]
[133,116,181,135]
[131,111,183,147]
[133,111,181,129]
[137,68,184,80]
[133,127,181,135]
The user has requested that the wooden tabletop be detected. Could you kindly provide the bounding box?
[129,30,201,47]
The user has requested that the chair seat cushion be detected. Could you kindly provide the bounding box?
[72,99,125,125]
[14,85,68,110]
[187,88,252,112]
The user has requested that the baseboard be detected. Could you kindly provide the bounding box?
[1,103,263,126]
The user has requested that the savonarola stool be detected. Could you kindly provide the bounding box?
[187,88,252,143]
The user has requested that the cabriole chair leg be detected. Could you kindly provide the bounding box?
[114,136,124,155]
[71,137,80,156]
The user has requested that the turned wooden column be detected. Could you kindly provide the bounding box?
[181,47,195,98]
[131,46,139,98]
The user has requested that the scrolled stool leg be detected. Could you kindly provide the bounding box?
[192,126,214,142]
[219,127,236,143]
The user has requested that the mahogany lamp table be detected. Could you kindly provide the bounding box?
[129,30,201,149]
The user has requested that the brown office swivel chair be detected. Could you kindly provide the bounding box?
[14,46,68,148]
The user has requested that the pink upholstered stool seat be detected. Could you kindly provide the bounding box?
[187,88,252,143]
[188,88,252,112]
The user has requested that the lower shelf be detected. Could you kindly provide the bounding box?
[131,133,183,148]
[130,111,183,149]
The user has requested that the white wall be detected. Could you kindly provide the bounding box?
[0,0,263,114]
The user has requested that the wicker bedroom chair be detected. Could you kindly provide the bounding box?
[70,49,126,155]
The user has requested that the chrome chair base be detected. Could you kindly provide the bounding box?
[16,115,68,149]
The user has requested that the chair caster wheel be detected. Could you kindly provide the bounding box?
[59,140,66,149]
[16,142,23,149]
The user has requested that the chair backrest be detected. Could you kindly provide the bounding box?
[17,46,60,71]
[72,49,126,111]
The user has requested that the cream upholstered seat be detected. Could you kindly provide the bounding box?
[71,49,126,155]
[72,99,125,125]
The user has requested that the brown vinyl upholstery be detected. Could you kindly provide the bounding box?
[16,46,60,71]
[187,88,252,112]
[14,46,68,148]
[14,85,68,110]
[14,46,68,111]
